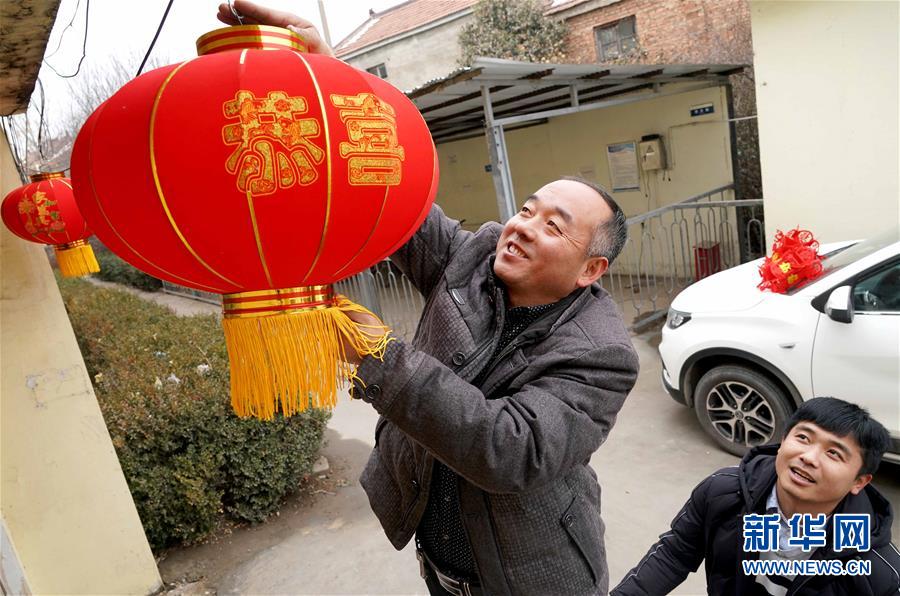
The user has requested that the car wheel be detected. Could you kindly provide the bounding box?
[693,365,791,456]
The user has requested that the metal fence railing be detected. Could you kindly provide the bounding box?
[161,281,221,305]
[604,185,765,326]
[335,261,425,342]
[162,185,764,335]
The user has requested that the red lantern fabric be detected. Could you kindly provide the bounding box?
[71,27,437,293]
[757,228,823,293]
[70,26,439,418]
[2,172,100,277]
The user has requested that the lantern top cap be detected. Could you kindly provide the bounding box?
[196,25,308,56]
[29,172,66,182]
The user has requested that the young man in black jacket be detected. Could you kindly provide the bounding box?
[613,397,899,596]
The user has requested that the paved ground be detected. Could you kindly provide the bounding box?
[132,288,899,595]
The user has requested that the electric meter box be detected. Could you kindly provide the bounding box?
[639,138,666,171]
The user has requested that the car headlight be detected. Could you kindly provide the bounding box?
[666,308,691,329]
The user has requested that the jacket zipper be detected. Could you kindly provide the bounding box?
[456,285,505,377]
[459,336,493,372]
[401,456,431,529]
[483,492,515,594]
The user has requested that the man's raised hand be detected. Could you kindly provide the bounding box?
[216,0,335,57]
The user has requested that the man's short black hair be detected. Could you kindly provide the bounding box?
[560,175,627,264]
[784,397,890,475]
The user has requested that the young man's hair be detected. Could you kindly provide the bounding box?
[561,176,627,264]
[784,397,891,475]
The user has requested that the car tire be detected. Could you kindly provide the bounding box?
[693,365,792,457]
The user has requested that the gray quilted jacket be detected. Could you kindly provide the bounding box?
[353,204,639,595]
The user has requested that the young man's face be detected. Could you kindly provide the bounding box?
[774,421,873,516]
[493,179,611,307]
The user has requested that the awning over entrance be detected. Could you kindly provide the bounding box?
[405,57,745,220]
[408,58,743,143]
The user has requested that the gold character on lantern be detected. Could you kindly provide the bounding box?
[222,90,325,196]
[331,93,404,186]
[18,191,64,235]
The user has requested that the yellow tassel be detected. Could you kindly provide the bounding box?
[221,292,392,420]
[54,241,100,278]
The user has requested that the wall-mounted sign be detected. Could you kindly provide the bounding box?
[690,103,715,117]
[606,141,640,192]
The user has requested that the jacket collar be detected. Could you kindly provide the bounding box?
[482,256,591,342]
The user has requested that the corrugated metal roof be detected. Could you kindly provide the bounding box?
[406,57,744,143]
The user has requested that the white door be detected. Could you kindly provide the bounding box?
[811,260,900,438]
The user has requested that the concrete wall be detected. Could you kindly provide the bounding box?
[751,0,899,244]
[344,14,473,92]
[435,83,734,228]
[0,134,161,594]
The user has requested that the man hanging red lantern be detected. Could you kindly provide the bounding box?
[2,172,100,277]
[70,25,439,419]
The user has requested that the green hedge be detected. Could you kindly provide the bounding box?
[58,277,330,549]
[95,249,163,292]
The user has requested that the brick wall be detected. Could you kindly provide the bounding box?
[561,0,752,65]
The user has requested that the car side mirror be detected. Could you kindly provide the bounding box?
[825,285,854,323]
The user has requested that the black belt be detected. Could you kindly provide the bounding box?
[417,548,482,596]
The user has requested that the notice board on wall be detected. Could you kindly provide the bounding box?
[606,141,640,192]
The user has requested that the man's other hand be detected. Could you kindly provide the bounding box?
[340,310,391,366]
[216,0,336,57]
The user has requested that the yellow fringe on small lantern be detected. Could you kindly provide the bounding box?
[54,241,101,278]
[222,295,393,420]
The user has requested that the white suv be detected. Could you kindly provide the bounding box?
[659,226,899,462]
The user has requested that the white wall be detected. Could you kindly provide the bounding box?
[344,14,473,92]
[751,0,900,244]
[0,134,162,595]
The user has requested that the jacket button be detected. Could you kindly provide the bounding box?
[564,514,575,527]
[365,384,382,399]
[451,352,466,366]
[412,479,419,489]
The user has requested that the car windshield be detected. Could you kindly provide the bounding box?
[786,225,900,294]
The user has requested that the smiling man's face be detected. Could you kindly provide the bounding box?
[774,421,872,517]
[493,179,611,307]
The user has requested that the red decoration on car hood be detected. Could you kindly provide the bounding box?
[757,228,823,293]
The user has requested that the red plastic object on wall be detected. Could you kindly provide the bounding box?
[70,25,439,418]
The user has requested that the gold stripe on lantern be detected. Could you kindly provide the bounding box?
[221,286,393,419]
[196,25,307,56]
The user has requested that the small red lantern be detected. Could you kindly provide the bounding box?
[2,172,100,277]
[71,26,438,418]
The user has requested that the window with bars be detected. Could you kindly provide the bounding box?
[366,63,388,79]
[595,16,638,62]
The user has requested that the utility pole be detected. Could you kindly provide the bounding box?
[317,0,333,47]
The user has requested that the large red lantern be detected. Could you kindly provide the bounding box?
[2,172,100,277]
[71,26,438,419]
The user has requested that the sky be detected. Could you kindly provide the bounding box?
[15,0,408,155]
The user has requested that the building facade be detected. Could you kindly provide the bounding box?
[335,0,477,92]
